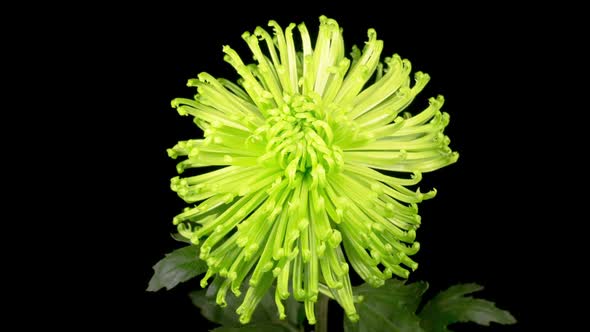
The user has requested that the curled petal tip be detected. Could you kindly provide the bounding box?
[347,313,360,322]
[166,15,458,325]
[406,229,416,242]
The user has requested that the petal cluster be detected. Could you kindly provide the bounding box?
[168,16,458,324]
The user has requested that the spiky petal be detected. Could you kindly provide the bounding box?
[168,16,457,324]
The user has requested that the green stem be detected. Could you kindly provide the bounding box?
[315,294,329,332]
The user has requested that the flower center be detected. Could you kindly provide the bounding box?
[255,94,343,187]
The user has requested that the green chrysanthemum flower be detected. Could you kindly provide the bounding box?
[168,16,458,324]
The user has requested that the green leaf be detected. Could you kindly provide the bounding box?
[146,245,207,291]
[189,283,302,331]
[189,288,244,326]
[211,323,291,332]
[344,279,428,332]
[419,283,516,332]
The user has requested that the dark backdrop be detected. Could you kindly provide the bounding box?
[50,4,561,331]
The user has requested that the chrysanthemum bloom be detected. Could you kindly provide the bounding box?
[168,16,458,324]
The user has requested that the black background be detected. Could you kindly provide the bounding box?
[29,3,572,331]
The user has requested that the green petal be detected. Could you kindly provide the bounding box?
[166,15,458,325]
